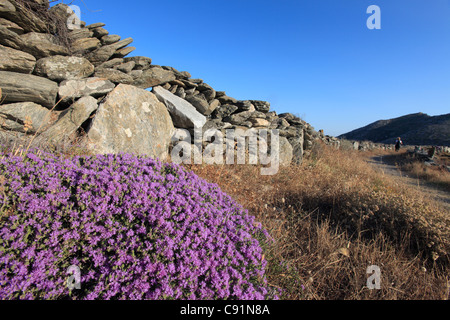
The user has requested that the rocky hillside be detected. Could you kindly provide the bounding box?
[0,0,342,165]
[339,112,450,146]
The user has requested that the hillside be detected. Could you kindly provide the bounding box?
[338,112,450,146]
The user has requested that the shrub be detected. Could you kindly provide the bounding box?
[0,150,276,300]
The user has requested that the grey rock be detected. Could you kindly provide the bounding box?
[185,94,214,116]
[34,55,94,81]
[202,89,216,103]
[169,80,187,88]
[152,86,206,129]
[87,84,174,160]
[197,82,214,92]
[209,99,220,114]
[86,37,133,65]
[179,71,191,79]
[250,100,270,113]
[184,87,196,95]
[181,79,198,88]
[129,69,143,79]
[223,111,254,125]
[41,96,98,144]
[174,86,186,99]
[70,37,100,53]
[20,32,69,59]
[94,68,134,84]
[58,77,115,102]
[0,17,24,35]
[276,118,290,130]
[280,126,301,138]
[0,24,25,50]
[86,22,106,29]
[115,61,135,73]
[113,46,135,58]
[133,67,176,89]
[211,104,238,120]
[101,34,121,45]
[0,0,47,33]
[0,71,58,108]
[279,113,296,121]
[0,101,50,133]
[236,100,255,112]
[278,137,293,166]
[289,133,304,165]
[247,111,267,119]
[123,56,152,70]
[68,29,93,41]
[0,44,36,73]
[190,78,203,84]
[96,58,124,70]
[217,95,237,104]
[249,118,270,128]
[91,27,109,38]
[169,85,178,94]
[161,66,186,79]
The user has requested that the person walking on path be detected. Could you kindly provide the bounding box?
[395,137,403,152]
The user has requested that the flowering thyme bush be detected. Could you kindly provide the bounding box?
[0,150,277,300]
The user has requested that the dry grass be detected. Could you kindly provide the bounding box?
[403,157,450,192]
[185,143,450,299]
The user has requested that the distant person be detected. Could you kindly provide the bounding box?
[428,146,436,158]
[395,137,403,152]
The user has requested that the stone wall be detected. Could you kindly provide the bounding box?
[0,0,326,164]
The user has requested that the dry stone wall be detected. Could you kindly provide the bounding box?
[0,0,329,164]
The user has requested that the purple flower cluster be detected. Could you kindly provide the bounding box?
[0,150,277,300]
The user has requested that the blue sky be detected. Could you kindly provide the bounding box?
[65,0,450,136]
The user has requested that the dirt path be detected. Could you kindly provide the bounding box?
[368,154,450,212]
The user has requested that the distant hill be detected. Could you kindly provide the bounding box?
[338,112,450,146]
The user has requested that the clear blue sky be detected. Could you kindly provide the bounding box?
[63,0,450,136]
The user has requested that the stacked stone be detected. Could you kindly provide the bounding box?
[0,1,322,165]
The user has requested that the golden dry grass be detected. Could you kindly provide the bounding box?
[186,142,450,299]
[403,158,450,192]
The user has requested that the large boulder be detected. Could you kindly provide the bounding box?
[133,67,176,89]
[34,55,95,81]
[0,71,58,108]
[41,96,98,144]
[152,86,206,129]
[0,101,50,133]
[0,44,36,73]
[87,84,174,160]
[58,77,115,102]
